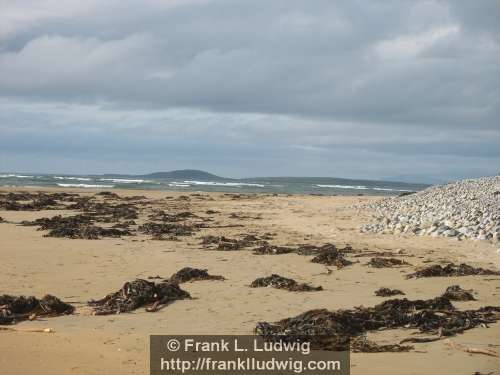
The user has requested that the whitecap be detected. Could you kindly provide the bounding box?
[99,178,150,183]
[57,183,115,188]
[184,180,265,187]
[0,174,33,178]
[315,184,368,190]
[54,176,92,181]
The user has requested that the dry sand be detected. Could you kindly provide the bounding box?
[0,187,499,375]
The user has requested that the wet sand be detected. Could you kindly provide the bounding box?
[0,187,499,375]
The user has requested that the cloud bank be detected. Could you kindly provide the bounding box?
[1,0,499,182]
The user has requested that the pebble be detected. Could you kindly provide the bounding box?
[359,176,500,242]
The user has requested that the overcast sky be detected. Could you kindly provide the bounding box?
[0,0,499,182]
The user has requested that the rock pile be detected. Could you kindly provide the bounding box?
[360,176,500,242]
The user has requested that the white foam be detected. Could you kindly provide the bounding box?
[54,176,92,181]
[168,183,190,187]
[372,187,413,192]
[316,184,412,192]
[0,174,33,178]
[99,178,150,184]
[57,183,114,188]
[316,184,368,190]
[184,180,265,187]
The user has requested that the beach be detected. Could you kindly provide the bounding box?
[0,187,499,375]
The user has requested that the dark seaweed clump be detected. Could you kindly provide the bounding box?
[255,296,500,352]
[253,243,296,255]
[310,246,353,268]
[250,274,322,292]
[407,263,500,278]
[169,267,225,283]
[88,279,190,315]
[374,287,405,297]
[0,294,74,325]
[441,285,476,301]
[21,214,132,239]
[138,222,195,240]
[367,257,411,268]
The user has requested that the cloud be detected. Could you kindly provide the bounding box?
[0,0,499,181]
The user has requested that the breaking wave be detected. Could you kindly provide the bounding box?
[184,180,265,188]
[56,183,115,188]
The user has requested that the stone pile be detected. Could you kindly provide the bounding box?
[360,176,500,242]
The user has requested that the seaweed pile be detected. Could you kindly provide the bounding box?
[0,192,76,211]
[88,279,190,315]
[46,225,131,239]
[367,257,411,268]
[441,285,475,301]
[296,243,353,256]
[148,210,197,222]
[229,212,262,220]
[138,222,196,240]
[310,246,353,268]
[69,200,139,222]
[407,263,500,278]
[374,287,405,297]
[253,244,295,255]
[350,336,412,353]
[169,267,225,283]
[0,294,74,325]
[201,234,269,251]
[22,214,131,239]
[255,296,500,351]
[250,274,323,292]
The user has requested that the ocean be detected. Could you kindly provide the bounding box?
[0,173,429,196]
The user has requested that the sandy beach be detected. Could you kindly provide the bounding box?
[0,187,499,375]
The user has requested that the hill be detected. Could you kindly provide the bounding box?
[138,169,226,181]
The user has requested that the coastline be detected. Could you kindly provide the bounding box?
[0,187,499,374]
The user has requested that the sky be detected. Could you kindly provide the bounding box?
[0,0,499,183]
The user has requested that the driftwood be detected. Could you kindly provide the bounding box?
[444,339,499,357]
[0,327,54,333]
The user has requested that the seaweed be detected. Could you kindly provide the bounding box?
[0,193,61,210]
[442,285,476,301]
[310,246,353,268]
[45,225,131,239]
[88,279,190,315]
[138,222,194,239]
[407,263,500,278]
[169,267,225,283]
[201,234,264,251]
[253,244,295,255]
[367,257,411,268]
[374,288,405,297]
[148,210,196,222]
[0,294,74,325]
[250,274,323,292]
[255,297,500,352]
[21,214,132,239]
[350,336,413,352]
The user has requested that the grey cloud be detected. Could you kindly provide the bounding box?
[0,1,499,180]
